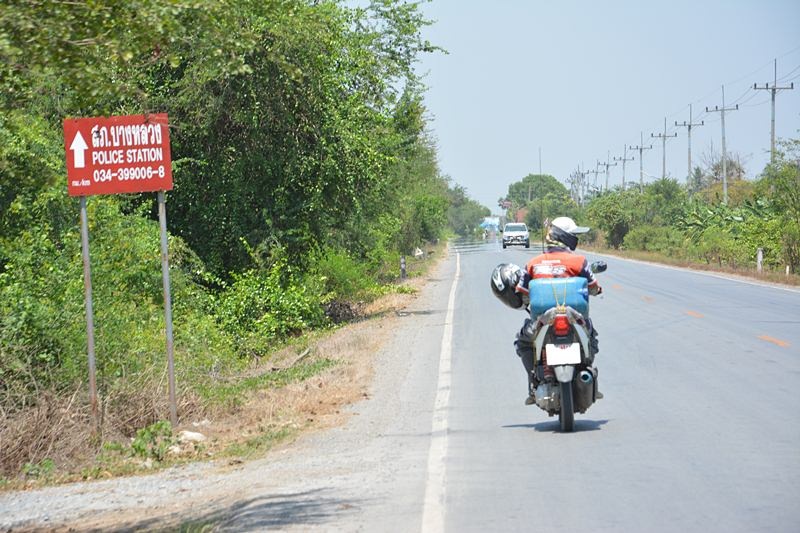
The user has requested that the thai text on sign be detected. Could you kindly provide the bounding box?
[64,114,173,196]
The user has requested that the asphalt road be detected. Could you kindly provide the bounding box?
[444,238,800,533]
[2,239,799,532]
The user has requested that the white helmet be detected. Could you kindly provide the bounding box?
[548,217,590,251]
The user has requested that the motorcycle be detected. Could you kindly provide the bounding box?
[526,261,607,432]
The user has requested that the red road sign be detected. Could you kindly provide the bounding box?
[64,114,173,196]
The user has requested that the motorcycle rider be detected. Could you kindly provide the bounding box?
[492,216,603,405]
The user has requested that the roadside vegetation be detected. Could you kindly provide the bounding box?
[502,143,800,284]
[0,1,488,486]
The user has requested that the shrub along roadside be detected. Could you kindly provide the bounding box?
[1,0,490,486]
[0,187,443,485]
[583,143,800,278]
[582,243,800,287]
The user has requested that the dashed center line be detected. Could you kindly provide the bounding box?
[758,335,790,348]
[685,310,704,318]
[642,295,654,303]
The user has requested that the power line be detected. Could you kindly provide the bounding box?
[592,47,800,197]
[674,103,704,185]
[782,71,800,83]
[613,145,634,190]
[742,97,772,108]
[587,167,602,192]
[570,167,591,206]
[667,46,800,123]
[651,117,678,180]
[735,90,765,106]
[629,132,653,193]
[597,152,618,192]
[777,62,800,82]
[728,84,755,106]
[705,85,739,204]
[754,58,796,164]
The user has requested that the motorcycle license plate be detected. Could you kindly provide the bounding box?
[545,343,581,365]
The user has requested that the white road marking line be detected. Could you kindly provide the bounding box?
[420,252,459,533]
[588,251,800,294]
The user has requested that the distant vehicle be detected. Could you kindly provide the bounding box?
[502,223,530,249]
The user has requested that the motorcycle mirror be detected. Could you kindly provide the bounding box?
[590,260,607,273]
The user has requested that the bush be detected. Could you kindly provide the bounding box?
[0,190,238,404]
[314,248,378,301]
[689,226,747,267]
[215,260,328,357]
[130,420,174,462]
[623,225,686,257]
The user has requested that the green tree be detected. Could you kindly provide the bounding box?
[639,178,687,226]
[689,166,704,194]
[506,174,568,207]
[1,0,259,112]
[757,139,800,271]
[585,190,638,248]
[524,192,580,231]
[447,184,489,236]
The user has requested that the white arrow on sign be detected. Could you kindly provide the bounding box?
[70,131,89,168]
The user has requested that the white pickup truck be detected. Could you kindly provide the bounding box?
[502,222,530,249]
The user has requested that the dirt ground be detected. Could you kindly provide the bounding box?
[202,286,428,456]
[157,254,444,471]
[1,250,450,532]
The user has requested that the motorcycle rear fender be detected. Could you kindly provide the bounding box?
[532,307,591,364]
[553,365,575,383]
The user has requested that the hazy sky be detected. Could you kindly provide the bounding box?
[414,0,800,212]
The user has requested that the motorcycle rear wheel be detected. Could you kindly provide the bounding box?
[559,381,574,432]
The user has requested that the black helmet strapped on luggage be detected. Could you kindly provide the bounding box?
[490,263,524,309]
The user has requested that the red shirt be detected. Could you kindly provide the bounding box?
[516,247,599,295]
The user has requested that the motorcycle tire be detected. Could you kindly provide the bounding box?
[559,381,575,432]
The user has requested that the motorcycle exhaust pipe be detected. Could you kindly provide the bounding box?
[574,370,596,413]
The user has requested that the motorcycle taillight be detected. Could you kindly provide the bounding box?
[553,315,570,336]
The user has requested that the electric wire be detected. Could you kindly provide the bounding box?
[735,90,765,107]
[780,71,800,84]
[776,63,800,83]
[742,96,773,108]
[595,45,800,177]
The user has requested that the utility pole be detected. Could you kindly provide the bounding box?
[588,168,602,196]
[538,146,542,176]
[674,103,704,187]
[629,131,653,192]
[598,152,617,192]
[613,145,634,191]
[575,167,590,206]
[651,117,677,180]
[754,59,795,164]
[568,171,577,204]
[569,170,583,205]
[706,85,738,204]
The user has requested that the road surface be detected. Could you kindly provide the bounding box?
[2,239,799,532]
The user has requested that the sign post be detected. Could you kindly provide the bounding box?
[79,196,98,430]
[64,113,176,427]
[158,191,177,426]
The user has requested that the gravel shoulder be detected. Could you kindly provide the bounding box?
[0,251,456,532]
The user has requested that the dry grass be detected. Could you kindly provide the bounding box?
[0,387,93,480]
[586,246,800,287]
[196,261,434,457]
[0,368,206,485]
[0,244,444,489]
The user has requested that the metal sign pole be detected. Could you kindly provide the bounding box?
[66,114,175,428]
[158,191,177,426]
[79,196,99,430]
